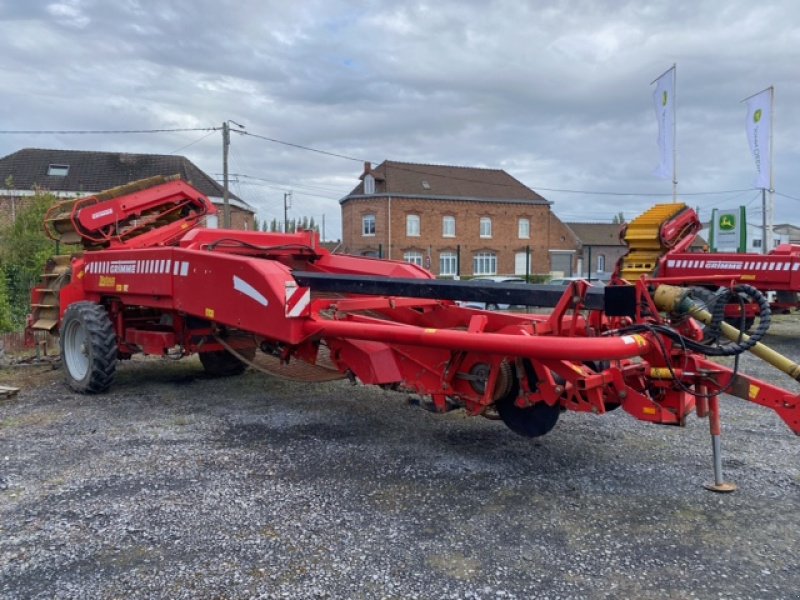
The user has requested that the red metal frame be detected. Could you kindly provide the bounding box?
[40,181,800,446]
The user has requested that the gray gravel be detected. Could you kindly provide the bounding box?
[1,317,799,599]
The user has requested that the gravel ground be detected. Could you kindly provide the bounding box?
[1,316,799,599]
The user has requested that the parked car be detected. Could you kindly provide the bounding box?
[458,276,527,310]
[548,276,608,286]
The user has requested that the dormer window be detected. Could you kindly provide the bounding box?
[48,164,69,177]
[421,180,431,190]
[364,174,375,194]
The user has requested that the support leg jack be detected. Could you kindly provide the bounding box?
[703,395,736,493]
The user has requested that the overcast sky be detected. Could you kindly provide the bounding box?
[1,0,798,239]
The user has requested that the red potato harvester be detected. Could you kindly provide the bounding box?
[29,177,800,492]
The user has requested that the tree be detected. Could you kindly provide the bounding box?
[0,192,60,327]
[0,271,13,332]
[612,212,626,224]
[253,216,261,232]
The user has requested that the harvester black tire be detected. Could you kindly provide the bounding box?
[497,399,561,438]
[199,346,255,377]
[60,302,117,394]
[495,364,561,437]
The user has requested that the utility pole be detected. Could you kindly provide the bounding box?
[322,214,326,241]
[222,121,230,229]
[283,191,292,233]
[221,120,245,229]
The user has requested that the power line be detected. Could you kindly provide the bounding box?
[169,130,218,154]
[228,173,348,195]
[0,127,219,134]
[215,177,341,201]
[233,130,364,163]
[4,124,798,202]
[534,186,757,197]
[776,191,800,203]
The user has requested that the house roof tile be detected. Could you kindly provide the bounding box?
[0,148,253,210]
[343,160,549,204]
[565,222,625,246]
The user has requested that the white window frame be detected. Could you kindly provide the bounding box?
[47,164,69,176]
[442,216,455,238]
[597,254,606,272]
[518,218,530,239]
[406,214,420,237]
[362,214,376,237]
[479,217,492,239]
[364,174,375,194]
[404,250,423,266]
[473,252,497,275]
[439,251,457,276]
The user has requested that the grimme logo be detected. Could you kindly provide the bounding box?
[719,214,736,232]
[662,91,668,106]
[753,109,762,123]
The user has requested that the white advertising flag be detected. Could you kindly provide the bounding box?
[745,87,772,189]
[652,66,675,180]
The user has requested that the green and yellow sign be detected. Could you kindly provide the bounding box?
[709,207,747,253]
[719,213,736,231]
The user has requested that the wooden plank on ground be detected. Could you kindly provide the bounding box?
[0,385,20,398]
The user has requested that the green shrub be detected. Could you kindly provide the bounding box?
[0,193,60,328]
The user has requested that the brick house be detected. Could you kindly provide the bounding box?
[340,161,579,278]
[565,222,626,280]
[0,148,255,230]
[567,220,709,280]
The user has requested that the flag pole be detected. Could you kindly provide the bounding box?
[671,64,677,202]
[768,85,775,251]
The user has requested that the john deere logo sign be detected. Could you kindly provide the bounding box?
[662,91,668,106]
[753,108,762,123]
[719,214,736,231]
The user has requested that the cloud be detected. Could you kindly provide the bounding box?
[1,0,799,235]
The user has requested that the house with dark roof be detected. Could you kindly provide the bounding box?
[564,222,625,280]
[0,148,255,230]
[340,161,579,277]
[567,220,709,279]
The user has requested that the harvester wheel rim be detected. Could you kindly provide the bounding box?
[63,318,90,381]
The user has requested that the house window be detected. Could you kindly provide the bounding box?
[473,252,497,275]
[752,239,762,249]
[442,216,455,237]
[364,174,375,194]
[404,251,423,266]
[362,214,376,236]
[47,164,69,177]
[597,254,606,272]
[440,251,458,276]
[479,217,492,238]
[518,218,530,239]
[406,214,420,237]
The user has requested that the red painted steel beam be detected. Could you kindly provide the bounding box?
[305,318,652,361]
